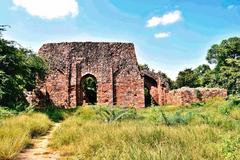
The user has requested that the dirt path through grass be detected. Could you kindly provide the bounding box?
[17,123,60,160]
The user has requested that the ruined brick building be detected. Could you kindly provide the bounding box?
[29,42,227,108]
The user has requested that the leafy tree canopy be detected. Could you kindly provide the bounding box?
[0,26,48,109]
[207,37,240,68]
[175,68,200,88]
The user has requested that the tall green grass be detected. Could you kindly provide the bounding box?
[0,113,53,159]
[51,118,226,159]
[50,98,240,159]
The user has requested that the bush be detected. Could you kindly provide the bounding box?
[0,113,52,159]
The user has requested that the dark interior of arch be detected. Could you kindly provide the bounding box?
[80,74,97,104]
[144,87,152,107]
[144,75,158,107]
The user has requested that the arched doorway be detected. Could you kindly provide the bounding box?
[144,75,158,107]
[80,74,97,105]
[144,87,152,107]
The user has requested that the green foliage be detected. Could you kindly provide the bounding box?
[207,37,240,67]
[175,68,200,88]
[0,107,17,118]
[194,64,212,86]
[169,110,194,125]
[151,108,194,126]
[97,107,138,123]
[206,37,240,94]
[0,37,47,109]
[138,64,149,70]
[218,58,240,94]
[175,37,240,95]
[219,96,240,115]
[160,109,171,126]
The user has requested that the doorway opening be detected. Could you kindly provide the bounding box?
[80,74,97,104]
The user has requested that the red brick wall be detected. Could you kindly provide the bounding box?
[32,42,227,108]
[166,87,227,105]
[38,42,145,108]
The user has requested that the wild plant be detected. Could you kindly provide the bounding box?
[97,107,137,123]
[219,96,240,115]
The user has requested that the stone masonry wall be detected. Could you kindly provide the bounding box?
[38,42,145,108]
[166,87,227,105]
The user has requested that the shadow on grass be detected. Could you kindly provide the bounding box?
[37,105,77,122]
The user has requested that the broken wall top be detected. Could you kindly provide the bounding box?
[38,42,140,76]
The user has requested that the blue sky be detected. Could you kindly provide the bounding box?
[1,0,240,79]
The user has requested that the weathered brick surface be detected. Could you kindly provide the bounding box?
[37,42,145,108]
[166,87,227,105]
[27,42,228,108]
[141,69,169,105]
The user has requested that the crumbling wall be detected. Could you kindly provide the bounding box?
[26,41,228,108]
[141,69,170,105]
[166,87,227,105]
[37,42,145,108]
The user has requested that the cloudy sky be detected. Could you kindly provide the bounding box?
[1,0,240,79]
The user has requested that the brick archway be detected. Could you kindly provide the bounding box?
[144,75,158,106]
[78,74,97,105]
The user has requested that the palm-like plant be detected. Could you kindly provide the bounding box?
[97,107,137,123]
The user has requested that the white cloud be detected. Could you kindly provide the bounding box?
[12,0,79,20]
[154,32,170,39]
[146,10,182,27]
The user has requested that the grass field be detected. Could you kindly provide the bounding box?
[50,97,240,160]
[0,113,53,159]
[0,97,239,160]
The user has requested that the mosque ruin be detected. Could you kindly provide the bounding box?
[27,42,227,108]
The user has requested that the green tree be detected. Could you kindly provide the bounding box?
[194,64,211,86]
[206,37,240,94]
[175,68,200,88]
[207,37,240,69]
[0,27,47,109]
